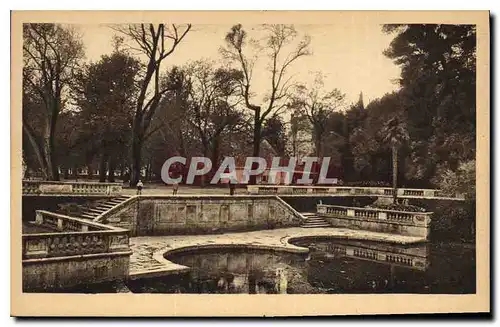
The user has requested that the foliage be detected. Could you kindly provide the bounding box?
[262,116,288,157]
[221,24,311,183]
[21,23,477,190]
[71,51,141,181]
[23,23,84,180]
[432,159,476,200]
[384,24,476,182]
[113,23,192,185]
[289,74,346,159]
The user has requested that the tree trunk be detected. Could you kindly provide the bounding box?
[62,167,69,179]
[178,129,187,157]
[211,136,221,168]
[313,127,323,159]
[145,158,152,181]
[108,157,116,182]
[392,145,398,202]
[44,110,60,181]
[42,122,54,180]
[23,124,49,179]
[72,165,78,180]
[200,146,209,186]
[250,109,262,185]
[119,162,125,180]
[99,152,108,182]
[87,164,94,180]
[130,135,143,187]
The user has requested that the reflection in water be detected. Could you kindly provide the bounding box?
[124,239,475,294]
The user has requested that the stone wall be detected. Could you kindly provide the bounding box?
[100,196,303,236]
[23,253,130,292]
[22,211,132,292]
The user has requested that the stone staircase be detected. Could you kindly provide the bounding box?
[78,196,131,220]
[300,212,331,228]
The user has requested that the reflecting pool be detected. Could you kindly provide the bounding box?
[126,239,475,294]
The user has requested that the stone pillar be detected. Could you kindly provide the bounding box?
[24,238,48,259]
[108,234,130,253]
[57,218,63,231]
[35,211,44,224]
[423,190,434,198]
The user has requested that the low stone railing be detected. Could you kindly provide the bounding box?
[23,210,130,260]
[247,185,464,200]
[317,204,433,227]
[22,180,122,195]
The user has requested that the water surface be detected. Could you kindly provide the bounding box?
[125,239,475,294]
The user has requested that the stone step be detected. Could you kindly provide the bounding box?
[80,213,98,219]
[301,212,330,228]
[88,208,107,214]
[97,204,115,209]
[302,222,331,227]
[95,207,112,213]
[106,202,122,206]
[305,217,326,221]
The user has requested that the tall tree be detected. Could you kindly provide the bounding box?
[183,61,244,165]
[290,75,346,159]
[383,24,476,183]
[380,114,409,201]
[221,24,311,183]
[348,92,400,183]
[114,23,192,186]
[23,23,84,180]
[341,92,367,181]
[72,51,141,182]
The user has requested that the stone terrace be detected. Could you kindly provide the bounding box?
[129,227,425,279]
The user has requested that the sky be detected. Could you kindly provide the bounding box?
[78,23,401,106]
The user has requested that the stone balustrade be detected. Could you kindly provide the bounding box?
[23,210,131,291]
[317,204,432,226]
[24,210,130,259]
[247,185,464,200]
[317,204,433,238]
[22,180,122,195]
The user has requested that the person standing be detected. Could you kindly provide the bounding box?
[229,183,235,196]
[136,180,144,195]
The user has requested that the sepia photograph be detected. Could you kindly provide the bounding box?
[11,10,490,316]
